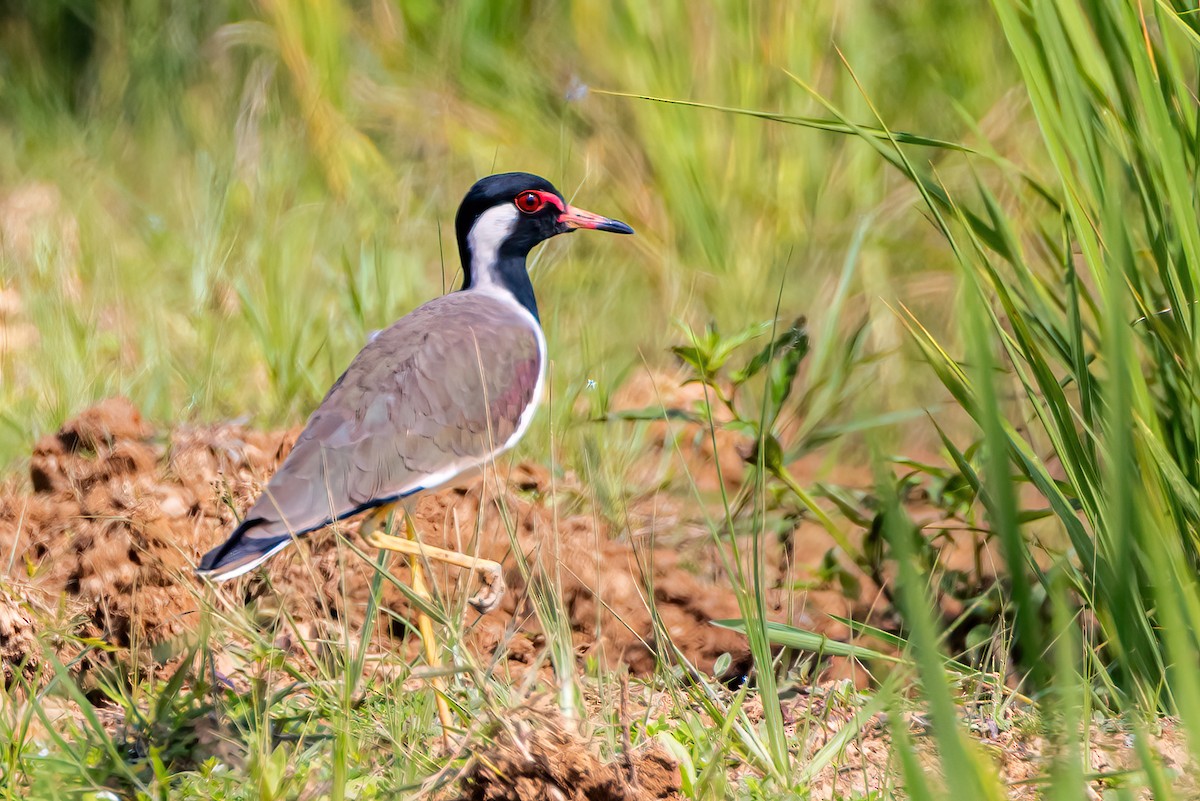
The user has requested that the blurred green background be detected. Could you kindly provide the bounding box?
[10,3,1200,796]
[0,1,1018,465]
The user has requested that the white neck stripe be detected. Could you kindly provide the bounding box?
[466,204,519,288]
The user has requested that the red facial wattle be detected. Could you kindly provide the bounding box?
[513,188,634,235]
[513,190,564,215]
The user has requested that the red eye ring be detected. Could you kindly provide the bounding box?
[515,191,544,214]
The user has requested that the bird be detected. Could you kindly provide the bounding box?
[196,171,633,737]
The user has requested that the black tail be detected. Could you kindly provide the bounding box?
[196,518,292,581]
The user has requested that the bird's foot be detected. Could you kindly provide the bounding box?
[468,564,505,615]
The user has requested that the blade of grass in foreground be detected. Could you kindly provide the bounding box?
[711,619,898,663]
[592,89,978,152]
[962,276,1045,685]
[878,465,1004,800]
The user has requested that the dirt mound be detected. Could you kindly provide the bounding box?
[0,579,44,684]
[605,367,746,493]
[459,704,681,801]
[0,398,751,680]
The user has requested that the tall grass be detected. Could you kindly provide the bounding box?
[7,0,1200,798]
[624,0,1200,795]
[786,0,1200,795]
[0,1,1005,465]
[892,0,1200,709]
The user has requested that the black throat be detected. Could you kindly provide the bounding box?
[457,225,541,323]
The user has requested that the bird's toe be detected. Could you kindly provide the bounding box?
[468,566,505,614]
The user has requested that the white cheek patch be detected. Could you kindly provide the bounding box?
[467,204,520,287]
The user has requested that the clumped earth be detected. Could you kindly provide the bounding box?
[740,683,1197,800]
[0,395,761,685]
[1,395,1194,797]
[458,702,681,801]
[0,381,979,695]
[0,391,751,797]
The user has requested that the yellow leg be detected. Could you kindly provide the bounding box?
[359,504,507,745]
[360,513,506,615]
[360,504,455,745]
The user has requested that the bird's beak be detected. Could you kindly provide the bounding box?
[558,205,634,235]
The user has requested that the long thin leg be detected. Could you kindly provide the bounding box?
[361,516,506,615]
[360,504,453,744]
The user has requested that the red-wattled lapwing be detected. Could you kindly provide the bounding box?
[196,172,632,738]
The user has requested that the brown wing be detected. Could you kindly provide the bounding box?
[197,291,542,577]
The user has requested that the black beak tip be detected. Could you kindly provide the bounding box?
[601,219,635,235]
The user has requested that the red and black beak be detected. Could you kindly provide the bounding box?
[558,204,634,235]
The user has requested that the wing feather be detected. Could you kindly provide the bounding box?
[197,291,542,576]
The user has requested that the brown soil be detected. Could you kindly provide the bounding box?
[0,379,1023,697]
[1,393,1193,796]
[0,286,37,355]
[0,395,757,685]
[0,577,45,685]
[1,374,984,697]
[458,702,681,801]
[604,367,747,493]
[0,182,80,357]
[737,681,1197,800]
[0,182,80,264]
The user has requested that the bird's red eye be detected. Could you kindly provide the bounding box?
[515,191,543,214]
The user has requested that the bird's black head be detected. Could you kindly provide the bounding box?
[454,173,633,312]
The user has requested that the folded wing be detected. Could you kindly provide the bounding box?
[196,292,542,579]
